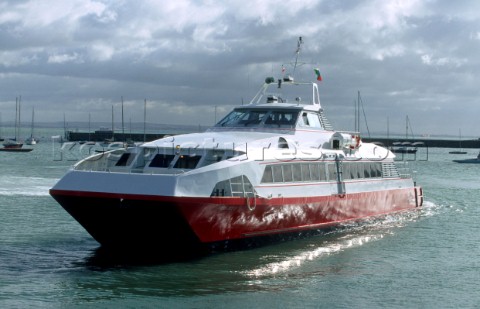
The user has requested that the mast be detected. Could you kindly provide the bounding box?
[406,115,409,139]
[111,105,114,140]
[143,99,147,143]
[292,36,303,77]
[359,91,371,137]
[88,113,91,141]
[356,91,361,132]
[387,116,390,147]
[30,107,35,139]
[354,98,357,132]
[459,129,462,148]
[121,96,125,142]
[404,115,415,140]
[63,113,66,141]
[18,96,21,141]
[15,97,18,141]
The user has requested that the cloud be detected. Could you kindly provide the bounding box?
[421,54,467,67]
[47,53,82,64]
[0,0,480,137]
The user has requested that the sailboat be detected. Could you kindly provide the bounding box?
[1,97,33,152]
[449,129,467,154]
[25,107,37,145]
[390,116,418,154]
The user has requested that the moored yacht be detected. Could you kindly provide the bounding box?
[50,43,423,251]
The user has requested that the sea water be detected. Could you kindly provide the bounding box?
[1,132,479,308]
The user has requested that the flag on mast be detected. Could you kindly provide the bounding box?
[314,68,322,81]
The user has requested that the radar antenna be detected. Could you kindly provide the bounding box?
[292,36,303,76]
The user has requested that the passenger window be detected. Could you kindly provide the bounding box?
[115,153,132,166]
[292,164,302,182]
[283,165,293,182]
[299,112,323,129]
[174,155,201,169]
[310,164,320,181]
[272,165,283,182]
[301,164,311,181]
[265,111,297,127]
[261,166,273,183]
[301,113,309,126]
[149,154,175,168]
[307,113,322,128]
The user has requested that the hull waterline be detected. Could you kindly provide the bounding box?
[50,187,423,251]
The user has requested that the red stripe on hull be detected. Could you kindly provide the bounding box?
[50,187,422,249]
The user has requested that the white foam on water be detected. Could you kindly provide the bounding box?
[0,176,58,196]
[243,232,385,278]
[242,201,440,279]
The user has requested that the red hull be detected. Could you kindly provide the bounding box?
[50,187,423,250]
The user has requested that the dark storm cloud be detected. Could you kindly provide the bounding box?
[0,0,480,137]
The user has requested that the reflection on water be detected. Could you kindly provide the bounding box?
[3,137,477,307]
[241,203,438,279]
[243,233,386,278]
[83,246,208,270]
[66,203,440,300]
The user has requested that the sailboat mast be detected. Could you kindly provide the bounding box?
[354,99,357,132]
[111,105,114,140]
[121,96,125,142]
[459,129,462,148]
[387,116,390,147]
[18,96,21,141]
[15,97,18,141]
[406,115,409,139]
[30,107,35,138]
[63,113,66,141]
[88,113,91,141]
[143,99,147,143]
[357,91,361,133]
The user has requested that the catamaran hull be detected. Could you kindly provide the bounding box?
[50,187,423,251]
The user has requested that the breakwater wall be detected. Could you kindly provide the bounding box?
[66,131,480,148]
[362,137,480,148]
[66,131,173,142]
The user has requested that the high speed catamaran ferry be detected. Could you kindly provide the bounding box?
[50,39,422,252]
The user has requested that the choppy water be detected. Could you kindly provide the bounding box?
[1,135,479,308]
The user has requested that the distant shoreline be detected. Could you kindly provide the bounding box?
[63,130,480,148]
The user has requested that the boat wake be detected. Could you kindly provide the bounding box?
[0,175,58,196]
[242,201,439,279]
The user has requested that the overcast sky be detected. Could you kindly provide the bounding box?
[1,0,480,137]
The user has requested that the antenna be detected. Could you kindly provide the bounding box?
[292,36,303,76]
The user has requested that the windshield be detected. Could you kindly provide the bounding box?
[216,109,299,128]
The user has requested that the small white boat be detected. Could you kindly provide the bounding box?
[390,141,418,154]
[449,129,467,154]
[25,107,37,145]
[453,152,480,164]
[25,136,37,145]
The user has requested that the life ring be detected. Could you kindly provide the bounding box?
[349,135,361,149]
[245,192,257,211]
